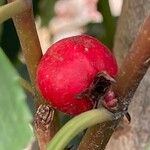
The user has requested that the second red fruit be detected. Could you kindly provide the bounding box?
[36,35,118,115]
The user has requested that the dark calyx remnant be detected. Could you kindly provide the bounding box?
[77,72,131,122]
[77,71,115,104]
[90,73,113,100]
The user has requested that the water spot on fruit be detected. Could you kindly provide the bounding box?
[52,51,64,61]
[84,47,89,52]
[46,75,49,78]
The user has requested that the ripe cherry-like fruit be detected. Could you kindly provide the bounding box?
[36,35,118,115]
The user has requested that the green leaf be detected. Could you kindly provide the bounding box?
[0,48,33,150]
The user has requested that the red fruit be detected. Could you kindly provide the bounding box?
[36,35,118,115]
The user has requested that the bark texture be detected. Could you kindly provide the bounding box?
[106,0,150,150]
[114,0,150,65]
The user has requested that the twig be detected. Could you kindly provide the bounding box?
[19,77,34,95]
[78,16,150,150]
[7,0,42,88]
[114,16,150,111]
[0,0,26,24]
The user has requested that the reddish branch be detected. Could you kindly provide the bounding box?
[113,16,150,111]
[6,0,58,150]
[78,16,150,150]
[7,0,42,87]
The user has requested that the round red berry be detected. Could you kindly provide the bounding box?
[36,35,118,115]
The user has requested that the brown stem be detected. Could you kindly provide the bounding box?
[0,0,26,23]
[113,16,150,112]
[19,77,34,95]
[7,0,42,88]
[6,0,59,149]
[78,16,150,150]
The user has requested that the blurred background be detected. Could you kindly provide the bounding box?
[0,0,122,62]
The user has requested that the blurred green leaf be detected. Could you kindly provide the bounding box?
[145,142,150,150]
[32,0,40,16]
[97,0,115,48]
[38,0,55,26]
[0,0,4,5]
[86,19,117,49]
[86,0,118,50]
[97,0,117,49]
[0,48,33,150]
[86,22,106,42]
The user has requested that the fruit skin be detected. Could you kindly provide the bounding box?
[36,34,118,115]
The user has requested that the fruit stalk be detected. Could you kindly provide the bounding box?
[47,108,115,150]
[78,16,150,150]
